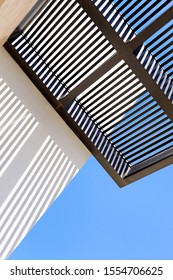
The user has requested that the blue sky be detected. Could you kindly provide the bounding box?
[9,156,173,260]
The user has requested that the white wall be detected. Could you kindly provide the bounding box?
[0,48,90,259]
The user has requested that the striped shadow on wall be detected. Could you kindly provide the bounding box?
[0,77,39,177]
[0,50,89,259]
[0,135,78,259]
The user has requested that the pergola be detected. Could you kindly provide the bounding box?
[0,0,173,258]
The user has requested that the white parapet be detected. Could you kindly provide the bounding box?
[0,48,90,259]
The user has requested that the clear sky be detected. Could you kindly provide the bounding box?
[8,156,173,260]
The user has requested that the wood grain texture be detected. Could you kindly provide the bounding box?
[0,0,37,47]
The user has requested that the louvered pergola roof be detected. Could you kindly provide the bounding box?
[4,0,173,187]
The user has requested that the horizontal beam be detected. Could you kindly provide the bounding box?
[124,147,173,183]
[61,53,121,106]
[4,42,63,112]
[4,42,127,187]
[77,0,173,122]
[0,0,37,47]
[129,7,173,50]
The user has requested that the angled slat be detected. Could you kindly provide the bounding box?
[78,0,173,122]
[130,6,173,50]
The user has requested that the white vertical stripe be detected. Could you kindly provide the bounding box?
[0,135,78,259]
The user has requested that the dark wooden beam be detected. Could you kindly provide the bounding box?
[129,7,173,50]
[77,0,173,122]
[61,53,121,106]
